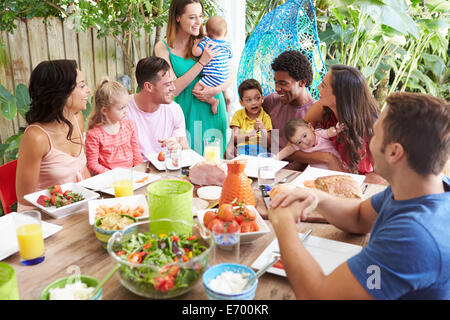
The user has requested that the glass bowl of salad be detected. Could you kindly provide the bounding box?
[106,219,213,299]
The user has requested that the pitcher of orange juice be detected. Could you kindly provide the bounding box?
[204,137,221,165]
[14,211,45,266]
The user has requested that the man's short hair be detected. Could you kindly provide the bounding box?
[382,92,450,176]
[271,50,313,87]
[238,79,262,100]
[135,57,170,89]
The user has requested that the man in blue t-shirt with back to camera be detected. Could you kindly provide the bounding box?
[269,92,450,299]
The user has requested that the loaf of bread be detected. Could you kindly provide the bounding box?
[314,175,362,199]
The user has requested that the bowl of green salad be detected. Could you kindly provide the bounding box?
[106,219,213,299]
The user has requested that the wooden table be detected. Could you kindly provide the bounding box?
[4,163,385,300]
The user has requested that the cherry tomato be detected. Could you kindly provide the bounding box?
[208,218,224,233]
[217,204,234,222]
[234,213,245,225]
[243,206,256,221]
[273,259,284,269]
[240,220,259,233]
[224,221,239,233]
[203,210,217,227]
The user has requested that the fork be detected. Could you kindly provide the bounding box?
[243,228,312,290]
[272,228,312,255]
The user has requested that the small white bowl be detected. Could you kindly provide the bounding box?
[202,263,257,300]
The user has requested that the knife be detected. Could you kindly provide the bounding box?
[259,185,271,209]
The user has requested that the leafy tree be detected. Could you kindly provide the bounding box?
[1,0,220,91]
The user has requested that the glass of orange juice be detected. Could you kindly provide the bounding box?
[14,211,45,266]
[112,168,133,197]
[204,137,221,164]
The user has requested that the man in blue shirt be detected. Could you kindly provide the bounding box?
[269,92,450,299]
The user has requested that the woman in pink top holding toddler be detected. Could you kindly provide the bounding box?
[85,80,143,175]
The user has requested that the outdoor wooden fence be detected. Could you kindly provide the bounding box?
[0,17,154,160]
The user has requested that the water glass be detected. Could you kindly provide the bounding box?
[113,168,133,197]
[14,211,45,266]
[211,221,240,265]
[257,153,277,189]
[165,148,182,177]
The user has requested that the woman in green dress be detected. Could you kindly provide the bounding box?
[155,0,232,155]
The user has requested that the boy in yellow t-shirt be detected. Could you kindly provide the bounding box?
[225,79,272,158]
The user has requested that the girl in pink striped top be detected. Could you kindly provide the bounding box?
[85,80,143,175]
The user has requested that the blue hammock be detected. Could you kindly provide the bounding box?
[238,0,326,100]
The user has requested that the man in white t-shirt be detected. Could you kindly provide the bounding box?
[127,57,189,161]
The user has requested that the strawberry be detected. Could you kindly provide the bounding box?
[48,184,63,195]
[37,195,50,207]
[50,194,57,205]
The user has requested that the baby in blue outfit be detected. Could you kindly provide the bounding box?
[192,16,233,115]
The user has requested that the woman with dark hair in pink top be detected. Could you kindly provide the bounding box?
[16,60,91,211]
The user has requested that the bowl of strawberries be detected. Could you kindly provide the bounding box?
[24,183,100,219]
[196,200,270,244]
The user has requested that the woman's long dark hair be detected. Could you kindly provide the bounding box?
[26,59,78,141]
[324,65,379,172]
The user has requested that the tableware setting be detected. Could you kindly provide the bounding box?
[0,212,62,261]
[196,205,270,244]
[14,210,45,265]
[23,183,100,219]
[289,165,366,189]
[202,263,257,300]
[106,219,214,299]
[88,194,149,225]
[197,186,222,201]
[211,221,240,265]
[147,149,205,171]
[244,229,312,291]
[251,231,363,277]
[78,168,160,196]
[192,197,210,212]
[233,154,288,178]
[93,214,137,249]
[204,137,221,165]
[40,274,102,300]
[112,167,134,197]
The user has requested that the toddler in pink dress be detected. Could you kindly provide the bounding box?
[85,80,143,175]
[277,118,345,170]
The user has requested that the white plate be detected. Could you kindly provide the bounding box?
[24,183,100,219]
[0,212,63,261]
[192,198,210,212]
[88,194,149,225]
[196,205,270,244]
[251,232,362,276]
[197,186,222,201]
[147,149,205,171]
[78,168,160,195]
[233,155,288,178]
[289,165,366,189]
